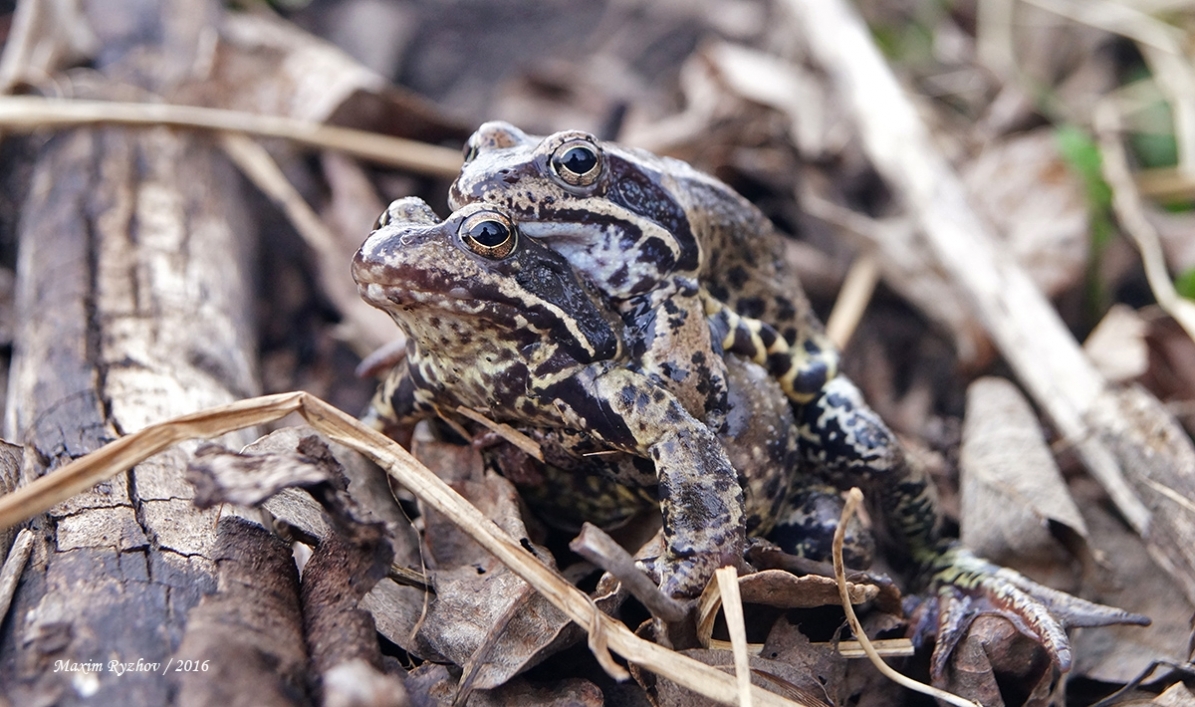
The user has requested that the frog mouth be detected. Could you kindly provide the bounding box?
[358,280,541,326]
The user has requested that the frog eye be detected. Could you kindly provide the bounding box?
[463,141,478,164]
[373,208,390,230]
[549,139,602,188]
[460,212,517,259]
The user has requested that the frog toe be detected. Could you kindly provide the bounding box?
[923,546,1149,681]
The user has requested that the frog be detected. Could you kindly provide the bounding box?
[446,121,1149,674]
[354,196,819,597]
[451,122,837,405]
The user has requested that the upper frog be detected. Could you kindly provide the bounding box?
[449,121,837,404]
[450,122,814,333]
[354,197,754,597]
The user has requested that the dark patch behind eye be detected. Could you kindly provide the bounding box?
[514,241,619,363]
[607,156,698,272]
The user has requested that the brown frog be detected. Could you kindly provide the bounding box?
[447,122,1148,675]
[355,197,816,597]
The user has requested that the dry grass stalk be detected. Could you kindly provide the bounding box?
[825,254,880,350]
[832,489,980,707]
[0,392,821,707]
[705,638,916,659]
[0,95,463,176]
[715,566,754,707]
[1094,100,1195,344]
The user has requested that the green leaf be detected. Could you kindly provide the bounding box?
[1055,126,1111,209]
[1176,268,1195,301]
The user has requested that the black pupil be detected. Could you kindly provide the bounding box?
[560,146,597,175]
[468,220,509,248]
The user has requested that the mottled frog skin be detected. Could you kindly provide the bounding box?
[354,197,807,596]
[446,122,1148,673]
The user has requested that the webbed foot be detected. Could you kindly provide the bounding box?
[916,543,1150,681]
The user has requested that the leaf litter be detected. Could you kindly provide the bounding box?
[0,0,1194,706]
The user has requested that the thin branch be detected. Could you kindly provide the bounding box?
[1095,100,1195,344]
[832,489,980,707]
[0,95,463,177]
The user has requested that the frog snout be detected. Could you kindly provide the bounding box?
[355,226,431,276]
[473,121,531,151]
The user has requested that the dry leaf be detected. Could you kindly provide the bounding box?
[1070,478,1195,683]
[937,615,1058,707]
[960,377,1088,578]
[1153,681,1195,707]
[416,465,580,689]
[1085,305,1151,385]
[962,129,1090,299]
[652,649,833,707]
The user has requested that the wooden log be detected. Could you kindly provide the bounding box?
[0,1,296,691]
[0,119,266,703]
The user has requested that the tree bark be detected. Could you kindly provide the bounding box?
[0,113,269,702]
[0,0,283,700]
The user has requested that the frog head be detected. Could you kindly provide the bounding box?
[448,122,701,300]
[353,197,621,366]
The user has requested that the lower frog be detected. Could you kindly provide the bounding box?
[447,122,1148,674]
[355,197,794,597]
[357,198,881,581]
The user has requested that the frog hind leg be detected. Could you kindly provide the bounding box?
[704,290,838,405]
[797,375,1149,675]
[918,546,1150,679]
[769,482,875,569]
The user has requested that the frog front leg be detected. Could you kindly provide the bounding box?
[624,282,731,431]
[543,366,746,598]
[361,361,436,446]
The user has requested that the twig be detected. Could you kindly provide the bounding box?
[716,567,754,707]
[825,254,879,350]
[0,95,463,177]
[0,392,817,707]
[1094,100,1195,345]
[0,529,34,622]
[219,133,396,356]
[454,406,544,462]
[832,489,980,707]
[569,523,687,623]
